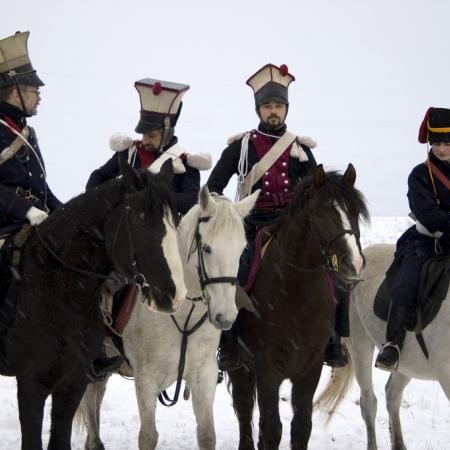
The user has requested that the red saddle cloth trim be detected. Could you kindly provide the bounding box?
[243,227,272,293]
[114,284,139,334]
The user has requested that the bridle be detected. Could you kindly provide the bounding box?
[276,213,365,290]
[36,191,154,294]
[188,216,238,303]
[159,215,239,407]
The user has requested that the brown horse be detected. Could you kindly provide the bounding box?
[229,164,369,450]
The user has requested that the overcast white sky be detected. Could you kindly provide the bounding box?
[2,0,449,215]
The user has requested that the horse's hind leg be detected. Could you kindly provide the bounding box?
[79,378,109,450]
[186,360,217,450]
[48,377,89,450]
[134,373,158,450]
[346,304,378,450]
[385,372,410,450]
[17,376,50,450]
[228,367,257,450]
[290,361,323,450]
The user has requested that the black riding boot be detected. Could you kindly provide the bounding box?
[217,323,241,372]
[324,333,348,367]
[88,346,125,381]
[324,288,349,367]
[375,303,410,372]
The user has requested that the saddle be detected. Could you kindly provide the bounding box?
[242,227,274,292]
[374,255,450,334]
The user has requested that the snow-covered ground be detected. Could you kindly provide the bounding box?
[2,216,450,450]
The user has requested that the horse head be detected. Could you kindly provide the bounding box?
[180,186,259,330]
[105,160,186,313]
[291,163,369,288]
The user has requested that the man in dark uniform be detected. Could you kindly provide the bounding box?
[375,107,450,372]
[0,31,61,237]
[207,63,349,370]
[87,78,211,214]
[86,78,211,378]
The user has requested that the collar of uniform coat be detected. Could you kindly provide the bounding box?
[0,101,27,130]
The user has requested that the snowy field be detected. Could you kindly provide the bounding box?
[2,216,450,450]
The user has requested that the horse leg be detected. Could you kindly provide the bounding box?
[385,372,410,450]
[134,373,158,450]
[79,378,109,450]
[290,361,323,450]
[228,367,256,450]
[186,360,217,450]
[346,303,378,450]
[255,370,282,450]
[16,376,50,450]
[47,377,89,450]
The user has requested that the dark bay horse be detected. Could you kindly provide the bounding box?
[229,164,369,450]
[0,161,186,450]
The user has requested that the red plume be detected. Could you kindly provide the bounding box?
[279,64,289,76]
[418,107,433,143]
[152,82,162,95]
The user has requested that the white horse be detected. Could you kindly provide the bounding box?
[79,186,259,450]
[316,243,450,450]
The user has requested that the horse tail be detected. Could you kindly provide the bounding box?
[313,338,354,423]
[73,407,86,433]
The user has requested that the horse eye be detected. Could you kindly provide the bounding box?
[202,245,212,254]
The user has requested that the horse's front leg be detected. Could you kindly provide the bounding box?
[134,372,159,450]
[385,372,410,450]
[47,375,89,450]
[255,368,282,450]
[17,376,50,450]
[186,358,218,450]
[228,366,257,450]
[79,376,110,450]
[290,360,323,450]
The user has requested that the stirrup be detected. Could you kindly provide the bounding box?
[374,342,400,372]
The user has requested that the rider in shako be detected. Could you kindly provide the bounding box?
[86,78,211,378]
[87,78,211,214]
[207,63,349,370]
[0,31,61,237]
[375,107,450,372]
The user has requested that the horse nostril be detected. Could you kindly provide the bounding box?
[215,313,223,323]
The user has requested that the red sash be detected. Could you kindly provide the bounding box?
[424,160,450,190]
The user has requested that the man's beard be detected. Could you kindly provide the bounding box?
[265,114,283,130]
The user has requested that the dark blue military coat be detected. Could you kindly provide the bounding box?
[86,136,200,215]
[207,123,317,241]
[390,151,450,306]
[0,102,62,236]
[207,123,317,207]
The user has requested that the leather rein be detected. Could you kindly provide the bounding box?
[35,191,152,292]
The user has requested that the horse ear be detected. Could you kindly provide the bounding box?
[313,164,326,188]
[159,159,174,183]
[343,163,356,187]
[235,189,260,218]
[199,185,217,214]
[119,156,142,191]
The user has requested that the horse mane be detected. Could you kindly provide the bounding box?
[285,171,370,224]
[206,196,245,239]
[187,194,244,240]
[39,171,178,246]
